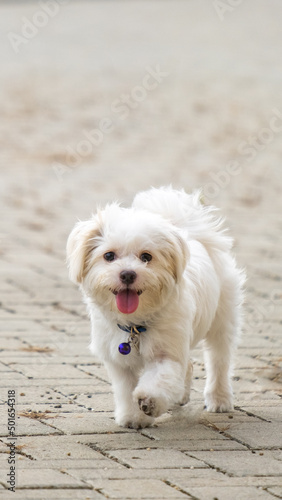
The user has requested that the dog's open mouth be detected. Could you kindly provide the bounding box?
[112,289,142,314]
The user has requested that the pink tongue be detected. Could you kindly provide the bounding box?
[116,289,139,314]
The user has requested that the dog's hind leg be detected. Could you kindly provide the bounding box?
[179,360,193,406]
[203,290,242,412]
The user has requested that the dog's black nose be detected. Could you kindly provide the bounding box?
[120,270,137,285]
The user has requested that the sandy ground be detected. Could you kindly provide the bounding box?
[0,1,281,499]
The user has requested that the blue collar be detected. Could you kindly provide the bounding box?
[117,324,147,334]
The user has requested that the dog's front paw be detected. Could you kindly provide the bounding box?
[115,412,154,429]
[204,391,233,413]
[138,397,157,417]
[133,390,167,418]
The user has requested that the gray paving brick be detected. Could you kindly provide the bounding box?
[141,419,228,442]
[15,435,93,458]
[266,486,282,498]
[89,478,187,498]
[9,363,92,380]
[109,448,206,470]
[189,450,282,477]
[3,415,61,437]
[13,387,69,405]
[18,458,122,471]
[57,382,112,397]
[80,433,160,451]
[0,491,102,499]
[38,411,122,435]
[182,486,275,500]
[65,466,221,482]
[225,421,282,449]
[81,433,246,452]
[17,468,89,489]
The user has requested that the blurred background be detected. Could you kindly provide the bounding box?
[0,0,282,351]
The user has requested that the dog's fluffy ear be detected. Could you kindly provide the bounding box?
[164,230,189,284]
[66,215,103,284]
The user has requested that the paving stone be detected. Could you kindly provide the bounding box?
[0,364,15,374]
[17,468,89,489]
[236,392,281,404]
[141,419,227,442]
[109,448,206,470]
[72,392,114,412]
[82,433,245,452]
[266,486,282,497]
[0,406,61,437]
[14,435,105,461]
[17,402,94,415]
[0,370,26,382]
[235,354,276,369]
[18,458,122,471]
[89,478,187,498]
[182,486,275,500]
[2,377,104,389]
[189,450,282,477]
[147,472,282,489]
[38,412,124,435]
[200,408,262,424]
[9,363,92,380]
[0,338,28,353]
[0,453,31,471]
[225,421,282,449]
[148,438,246,452]
[0,491,102,499]
[57,382,112,398]
[66,466,221,482]
[14,387,69,405]
[76,364,111,381]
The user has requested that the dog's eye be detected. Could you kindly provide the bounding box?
[140,253,152,263]
[104,252,116,262]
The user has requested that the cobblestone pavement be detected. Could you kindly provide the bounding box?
[0,1,282,499]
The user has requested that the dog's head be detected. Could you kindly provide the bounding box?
[66,203,188,321]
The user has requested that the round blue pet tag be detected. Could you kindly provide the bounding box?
[118,342,131,355]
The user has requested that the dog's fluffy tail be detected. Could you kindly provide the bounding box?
[132,185,233,252]
[133,185,203,225]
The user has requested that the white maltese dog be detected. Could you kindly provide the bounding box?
[67,187,244,429]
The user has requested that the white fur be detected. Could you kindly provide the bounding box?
[67,186,244,428]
